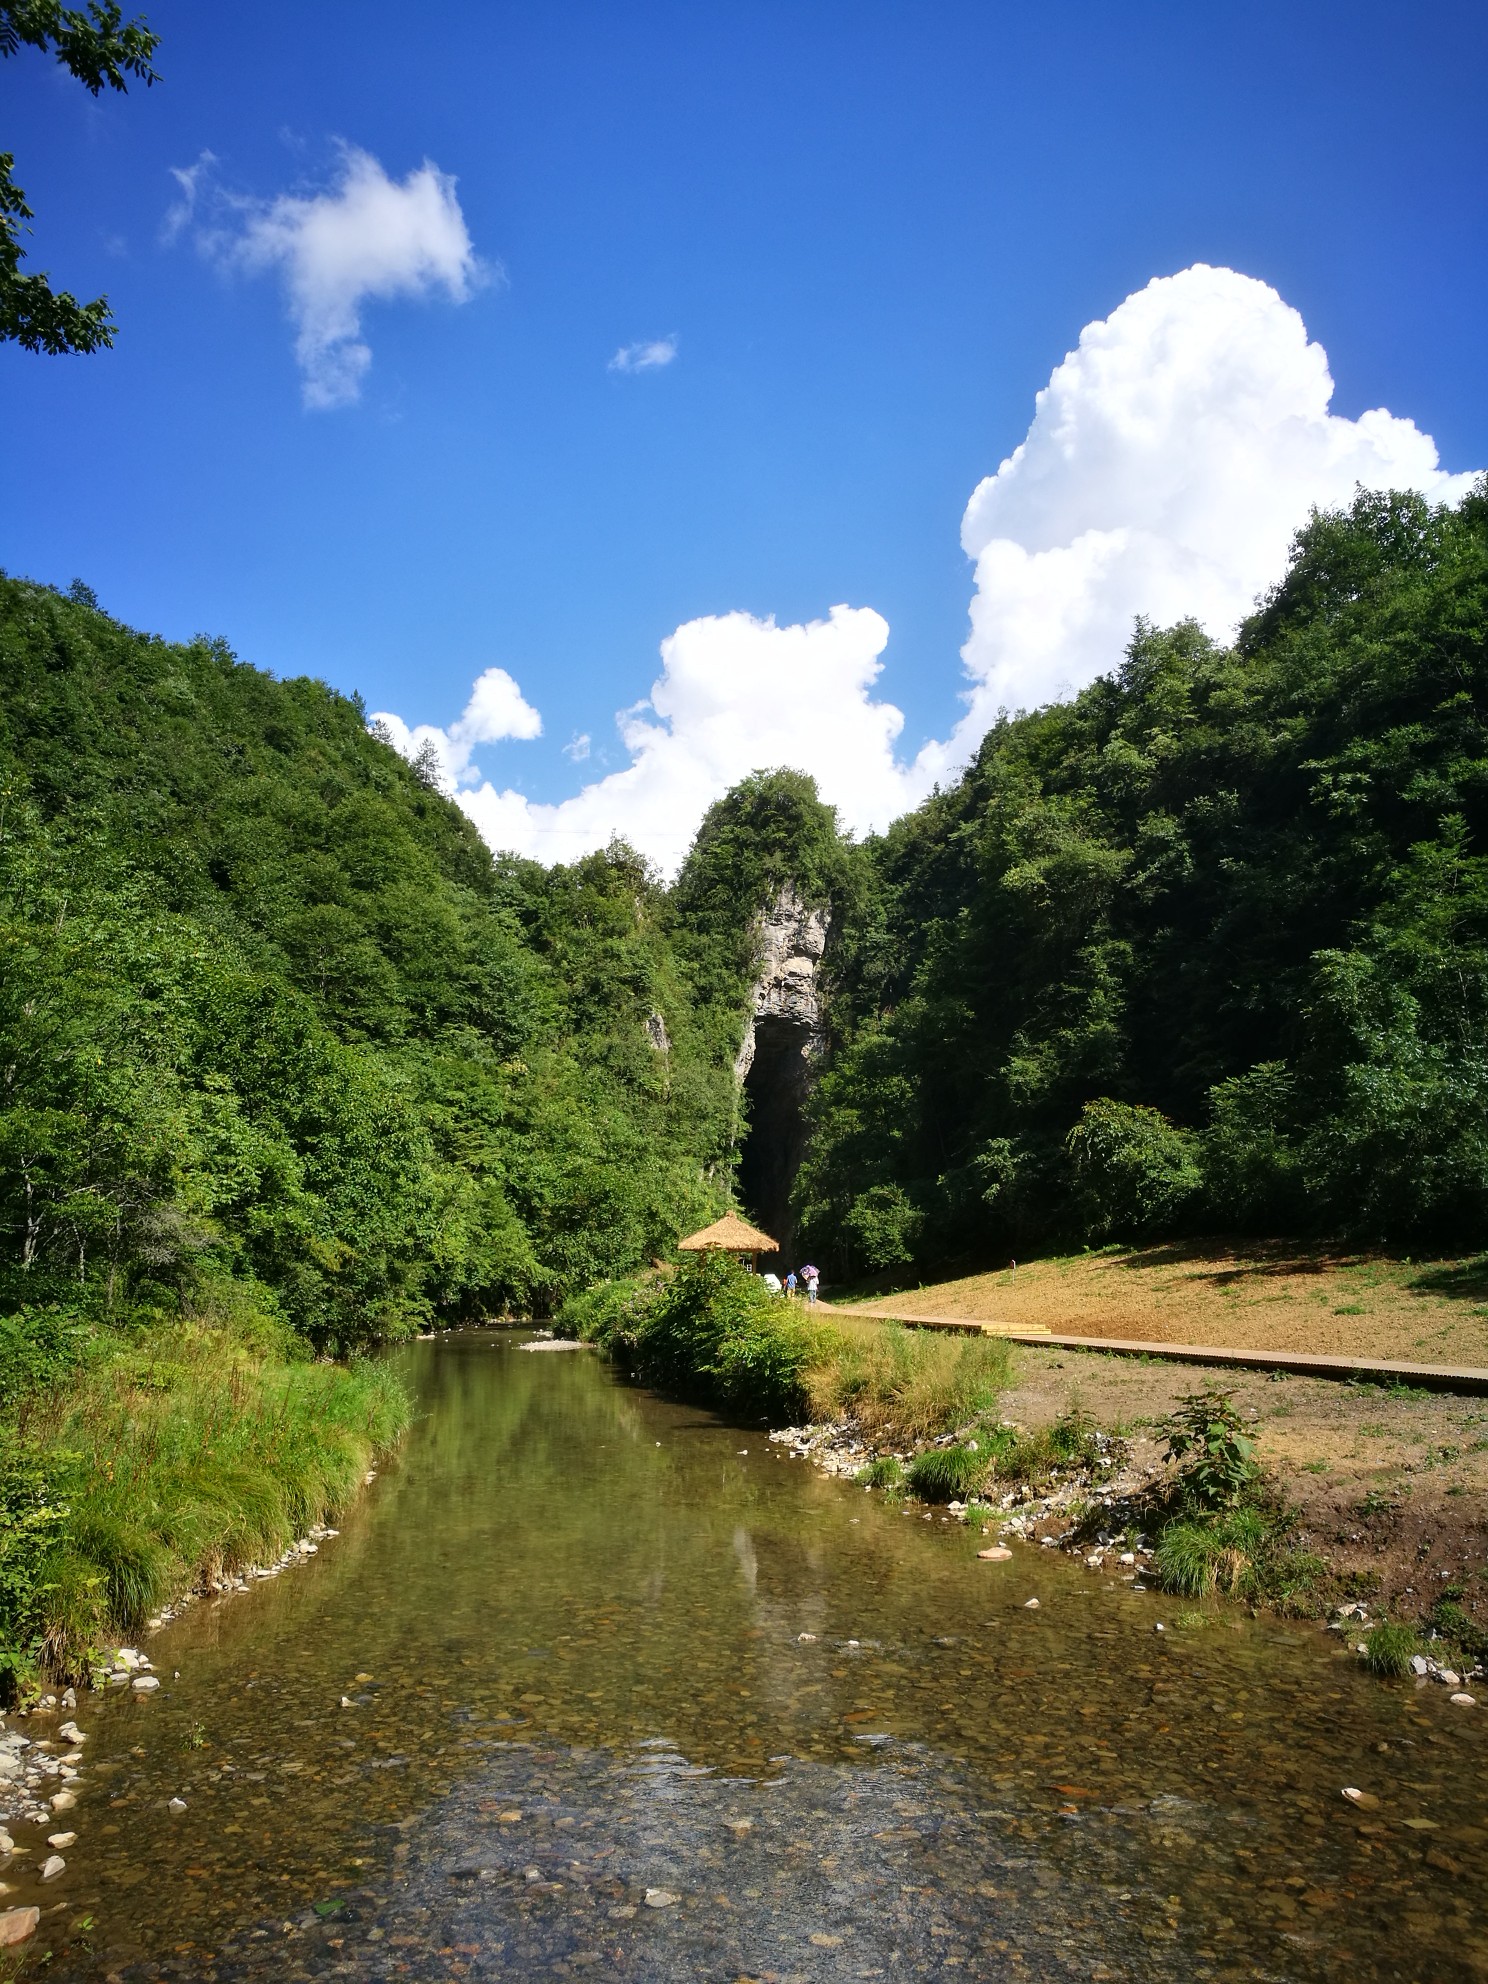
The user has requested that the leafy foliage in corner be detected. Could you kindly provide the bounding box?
[1,1,162,353]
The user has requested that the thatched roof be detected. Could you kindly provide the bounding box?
[677,1212,779,1254]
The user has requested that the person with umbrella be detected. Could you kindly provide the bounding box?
[800,1264,820,1304]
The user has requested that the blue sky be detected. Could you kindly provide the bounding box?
[3,1,1484,865]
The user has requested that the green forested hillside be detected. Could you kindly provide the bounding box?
[0,577,764,1682]
[799,485,1488,1272]
[0,578,746,1356]
[4,481,1486,1682]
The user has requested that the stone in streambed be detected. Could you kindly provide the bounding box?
[131,1676,160,1693]
[1023,1598,1040,1609]
[644,1888,679,1908]
[40,1854,65,1880]
[0,1907,40,1947]
[46,1832,76,1849]
[168,1798,187,1814]
[49,1793,76,1814]
[1342,1788,1380,1809]
[978,1547,1013,1561]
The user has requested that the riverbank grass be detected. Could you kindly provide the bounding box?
[2,1298,409,1693]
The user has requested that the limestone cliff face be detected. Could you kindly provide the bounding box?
[733,886,831,1081]
[733,886,831,1258]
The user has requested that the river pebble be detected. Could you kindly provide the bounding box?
[0,1906,39,1947]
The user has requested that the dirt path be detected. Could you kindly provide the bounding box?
[835,1239,1488,1367]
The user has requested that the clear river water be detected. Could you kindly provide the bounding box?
[11,1329,1488,1982]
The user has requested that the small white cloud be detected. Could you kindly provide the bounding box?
[371,664,541,791]
[167,144,488,408]
[161,150,216,244]
[564,732,592,762]
[609,335,678,375]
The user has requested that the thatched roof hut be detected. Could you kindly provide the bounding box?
[677,1212,779,1264]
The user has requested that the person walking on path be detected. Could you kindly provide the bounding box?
[801,1264,819,1304]
[784,1270,798,1299]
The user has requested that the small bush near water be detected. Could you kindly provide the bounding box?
[1361,1622,1422,1678]
[558,1252,828,1424]
[1148,1390,1322,1612]
[560,1261,1011,1443]
[856,1455,905,1489]
[906,1443,989,1503]
[1,1295,409,1695]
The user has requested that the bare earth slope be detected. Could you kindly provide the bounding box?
[832,1240,1488,1368]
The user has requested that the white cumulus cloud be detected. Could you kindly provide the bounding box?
[372,665,541,793]
[930,263,1478,778]
[609,335,678,374]
[168,144,487,407]
[455,606,909,872]
[376,264,1476,872]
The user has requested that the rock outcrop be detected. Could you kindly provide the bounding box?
[734,887,830,1081]
[734,887,831,1258]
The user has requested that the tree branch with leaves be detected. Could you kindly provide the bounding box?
[0,1,160,354]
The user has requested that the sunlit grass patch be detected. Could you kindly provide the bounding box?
[2,1306,409,1690]
[806,1316,1011,1444]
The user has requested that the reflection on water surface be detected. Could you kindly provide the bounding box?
[14,1331,1488,1980]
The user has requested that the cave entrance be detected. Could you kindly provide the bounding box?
[737,1013,813,1267]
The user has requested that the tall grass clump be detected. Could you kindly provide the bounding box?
[807,1317,1010,1443]
[906,1442,990,1503]
[1,1295,410,1693]
[1361,1621,1422,1677]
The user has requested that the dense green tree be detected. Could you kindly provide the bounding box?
[800,483,1488,1267]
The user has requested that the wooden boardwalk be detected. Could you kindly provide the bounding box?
[824,1303,1488,1394]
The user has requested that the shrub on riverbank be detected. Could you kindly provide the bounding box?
[560,1263,1012,1440]
[1144,1390,1324,1612]
[558,1254,827,1423]
[0,1292,409,1695]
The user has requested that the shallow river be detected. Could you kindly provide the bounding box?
[12,1330,1488,1981]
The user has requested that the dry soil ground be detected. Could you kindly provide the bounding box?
[834,1239,1488,1367]
[1003,1342,1488,1629]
